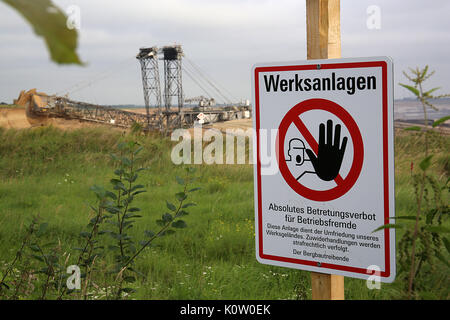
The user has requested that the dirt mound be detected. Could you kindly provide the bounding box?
[0,108,33,129]
[0,107,120,131]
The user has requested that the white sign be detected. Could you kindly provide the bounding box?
[197,113,205,124]
[252,57,395,282]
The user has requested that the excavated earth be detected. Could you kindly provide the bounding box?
[0,107,112,130]
[1,107,447,136]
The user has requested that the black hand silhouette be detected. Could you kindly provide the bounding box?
[305,120,348,181]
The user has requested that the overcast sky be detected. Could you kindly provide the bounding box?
[1,0,449,105]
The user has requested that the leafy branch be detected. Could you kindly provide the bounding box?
[0,218,39,294]
[113,167,199,299]
[375,66,449,299]
[1,140,200,300]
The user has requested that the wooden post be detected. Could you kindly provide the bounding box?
[311,272,344,300]
[306,0,341,60]
[306,0,345,300]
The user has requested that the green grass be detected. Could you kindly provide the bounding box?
[0,126,448,300]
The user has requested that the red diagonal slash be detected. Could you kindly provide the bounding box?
[292,116,345,185]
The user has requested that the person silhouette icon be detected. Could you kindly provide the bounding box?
[286,138,306,166]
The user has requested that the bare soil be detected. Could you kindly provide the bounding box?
[0,107,117,130]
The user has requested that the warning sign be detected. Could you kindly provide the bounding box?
[252,57,396,282]
[197,112,206,124]
[278,98,364,201]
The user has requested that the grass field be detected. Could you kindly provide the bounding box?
[0,125,448,300]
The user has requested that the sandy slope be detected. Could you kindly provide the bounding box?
[0,108,32,129]
[0,107,118,130]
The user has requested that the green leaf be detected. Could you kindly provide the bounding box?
[90,185,107,198]
[1,282,10,290]
[166,201,177,212]
[390,215,417,221]
[114,169,124,176]
[144,230,155,238]
[444,177,450,189]
[123,276,136,283]
[177,210,189,217]
[188,187,201,193]
[106,206,121,214]
[110,178,122,185]
[423,87,441,97]
[123,213,141,220]
[418,65,428,80]
[139,240,150,247]
[133,146,143,156]
[419,155,433,171]
[37,223,48,236]
[39,267,51,275]
[443,237,450,254]
[432,115,450,128]
[2,0,83,65]
[79,231,91,238]
[124,173,138,183]
[121,157,132,167]
[160,229,175,236]
[162,213,173,223]
[372,223,404,233]
[107,245,120,251]
[424,226,450,234]
[399,83,420,97]
[130,184,145,192]
[425,208,438,224]
[120,287,136,294]
[404,126,421,131]
[172,220,187,228]
[108,232,120,240]
[175,176,185,185]
[105,191,117,200]
[435,251,450,268]
[182,202,197,208]
[29,244,41,252]
[175,192,187,202]
[31,254,44,262]
[132,190,146,196]
[112,182,127,192]
[186,167,197,174]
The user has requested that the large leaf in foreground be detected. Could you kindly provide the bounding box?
[2,0,83,64]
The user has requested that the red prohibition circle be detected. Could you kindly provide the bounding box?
[277,98,364,201]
